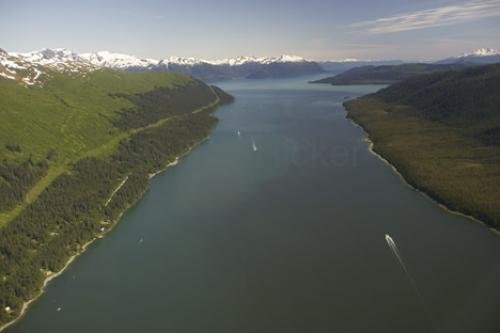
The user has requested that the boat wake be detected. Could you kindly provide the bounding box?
[385,234,422,297]
[251,137,258,151]
[385,234,437,331]
[385,234,412,281]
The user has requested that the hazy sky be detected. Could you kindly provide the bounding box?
[1,0,499,60]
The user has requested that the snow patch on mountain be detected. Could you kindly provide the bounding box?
[12,48,310,69]
[436,47,500,65]
[12,48,84,65]
[80,51,157,69]
[162,54,308,66]
[463,48,500,57]
[0,47,314,85]
[0,72,16,80]
[160,56,206,67]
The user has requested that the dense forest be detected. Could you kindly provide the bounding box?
[0,158,48,211]
[0,73,233,326]
[344,63,500,229]
[311,63,469,85]
[372,64,500,143]
[112,80,217,130]
[0,70,198,218]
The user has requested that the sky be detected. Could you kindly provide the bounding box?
[0,0,499,61]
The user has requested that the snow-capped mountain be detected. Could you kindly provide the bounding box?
[0,48,102,85]
[160,56,206,67]
[1,48,57,85]
[463,48,500,57]
[0,48,323,84]
[436,48,500,65]
[13,48,310,68]
[11,48,84,65]
[79,51,158,70]
[206,54,306,66]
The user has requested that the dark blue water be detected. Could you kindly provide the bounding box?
[8,76,500,333]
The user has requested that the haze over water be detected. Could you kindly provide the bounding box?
[8,76,500,333]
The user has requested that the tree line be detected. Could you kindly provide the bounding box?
[0,83,232,325]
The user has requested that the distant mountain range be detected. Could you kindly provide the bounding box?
[436,48,500,65]
[2,47,499,86]
[0,48,324,83]
[312,48,500,85]
[317,59,404,74]
[311,63,469,85]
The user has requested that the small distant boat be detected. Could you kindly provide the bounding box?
[138,237,144,244]
[237,130,241,137]
[252,138,258,152]
[57,307,62,312]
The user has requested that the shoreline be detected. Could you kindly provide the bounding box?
[148,137,209,180]
[348,117,500,237]
[0,136,211,332]
[0,237,94,332]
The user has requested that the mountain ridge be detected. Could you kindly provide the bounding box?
[310,63,470,85]
[11,48,312,67]
[436,48,500,65]
[1,48,324,83]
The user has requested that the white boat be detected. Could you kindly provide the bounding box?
[252,139,258,151]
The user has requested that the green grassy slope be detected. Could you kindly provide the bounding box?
[0,68,232,327]
[311,63,469,85]
[344,63,500,229]
[0,70,215,224]
[0,70,191,162]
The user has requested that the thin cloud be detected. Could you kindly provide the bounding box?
[352,0,500,34]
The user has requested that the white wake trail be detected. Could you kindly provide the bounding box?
[251,137,258,151]
[385,234,438,331]
[385,234,412,279]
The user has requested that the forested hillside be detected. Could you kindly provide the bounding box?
[373,64,500,144]
[344,63,500,229]
[0,69,232,327]
[312,63,469,85]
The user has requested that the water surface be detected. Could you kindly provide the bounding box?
[9,76,500,333]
